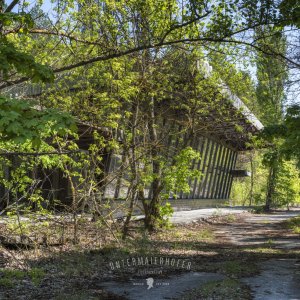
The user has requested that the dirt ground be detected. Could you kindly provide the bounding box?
[0,209,299,299]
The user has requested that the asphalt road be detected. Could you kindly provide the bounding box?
[170,207,249,224]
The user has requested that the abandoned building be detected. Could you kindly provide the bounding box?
[0,61,263,211]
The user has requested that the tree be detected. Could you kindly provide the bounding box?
[0,5,81,242]
[1,0,299,92]
[282,105,300,165]
[279,0,300,28]
[274,160,300,209]
[1,0,298,232]
[255,23,288,211]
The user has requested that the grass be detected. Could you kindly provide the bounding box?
[177,279,252,300]
[219,260,259,277]
[225,214,237,222]
[196,229,215,240]
[285,216,300,234]
[212,208,222,217]
[0,268,45,287]
[0,268,26,280]
[243,247,282,254]
[0,277,13,288]
[0,269,25,289]
[266,239,274,248]
[28,268,45,285]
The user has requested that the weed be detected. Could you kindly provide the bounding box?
[197,229,214,240]
[243,247,283,254]
[266,239,274,248]
[201,279,240,295]
[158,202,174,229]
[173,231,182,239]
[55,292,91,300]
[285,216,300,234]
[0,269,26,280]
[0,277,13,288]
[225,214,236,222]
[0,268,27,289]
[251,206,265,214]
[220,260,258,277]
[212,207,222,217]
[179,279,252,300]
[28,268,45,285]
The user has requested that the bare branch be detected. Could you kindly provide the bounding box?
[4,0,19,13]
[1,24,299,90]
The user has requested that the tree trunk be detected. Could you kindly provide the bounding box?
[249,151,254,206]
[265,157,278,212]
[122,102,139,239]
[144,96,162,232]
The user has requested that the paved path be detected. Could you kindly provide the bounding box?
[173,208,300,299]
[242,259,300,300]
[214,210,300,249]
[101,272,225,300]
[213,209,300,299]
[107,209,300,299]
[170,207,249,224]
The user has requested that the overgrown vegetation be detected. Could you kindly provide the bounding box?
[178,279,252,300]
[0,0,300,298]
[284,216,300,234]
[0,0,299,238]
[231,153,300,208]
[0,213,298,298]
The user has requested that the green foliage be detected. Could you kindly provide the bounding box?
[282,105,300,166]
[231,179,252,205]
[0,5,84,233]
[231,151,300,208]
[163,147,202,199]
[153,147,202,228]
[231,151,268,206]
[0,9,53,82]
[256,26,287,126]
[0,0,297,234]
[0,6,79,220]
[0,40,54,82]
[1,0,290,83]
[0,97,76,147]
[0,12,34,32]
[259,107,300,209]
[0,104,80,219]
[209,53,259,117]
[279,0,300,28]
[158,202,174,229]
[255,24,289,210]
[273,161,300,207]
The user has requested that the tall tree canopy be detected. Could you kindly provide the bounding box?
[0,0,299,92]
